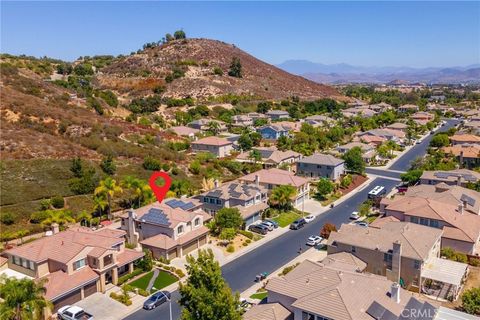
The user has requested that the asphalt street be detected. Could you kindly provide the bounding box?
[124,119,459,320]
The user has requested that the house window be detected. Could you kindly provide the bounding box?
[216,199,221,205]
[410,216,418,224]
[21,258,28,269]
[73,258,86,271]
[429,219,439,228]
[419,218,428,226]
[203,197,208,203]
[414,260,421,270]
[194,218,200,227]
[351,246,356,253]
[178,225,184,234]
[13,256,20,266]
[302,312,315,320]
[384,252,393,263]
[209,198,215,204]
[29,261,35,270]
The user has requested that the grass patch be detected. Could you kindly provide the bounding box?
[320,194,340,206]
[151,271,178,292]
[365,213,380,224]
[128,271,154,291]
[249,291,268,300]
[65,195,94,213]
[272,211,301,228]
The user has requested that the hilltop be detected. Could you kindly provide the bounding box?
[99,38,345,101]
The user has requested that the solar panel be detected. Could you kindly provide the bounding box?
[181,202,195,210]
[460,194,476,207]
[366,301,397,320]
[142,208,170,226]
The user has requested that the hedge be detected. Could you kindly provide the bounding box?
[117,268,143,285]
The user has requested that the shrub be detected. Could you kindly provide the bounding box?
[245,239,251,244]
[238,230,254,240]
[320,223,337,239]
[125,243,136,249]
[461,287,480,315]
[469,258,480,267]
[137,289,149,297]
[50,195,65,209]
[30,211,49,224]
[157,256,171,265]
[174,269,185,278]
[100,155,116,175]
[40,199,51,210]
[0,212,15,225]
[143,156,162,171]
[213,67,223,76]
[219,228,237,241]
[340,174,352,188]
[226,245,235,253]
[117,268,143,285]
[279,262,300,276]
[242,242,248,247]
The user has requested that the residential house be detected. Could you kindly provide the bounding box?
[247,112,268,121]
[187,119,227,132]
[336,142,377,164]
[411,112,434,126]
[236,147,302,168]
[359,134,387,147]
[398,104,419,113]
[191,136,233,157]
[357,128,406,143]
[257,123,295,140]
[266,110,290,120]
[463,120,480,134]
[380,184,480,254]
[262,257,440,320]
[121,202,211,260]
[342,106,378,118]
[2,227,144,311]
[303,115,335,127]
[243,303,292,320]
[450,134,480,146]
[198,181,268,226]
[328,220,443,290]
[420,169,480,187]
[442,144,480,169]
[369,102,393,111]
[239,168,310,207]
[169,125,200,139]
[231,115,254,127]
[387,122,409,132]
[296,153,345,181]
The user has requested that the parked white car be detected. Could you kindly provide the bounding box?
[349,211,360,220]
[304,215,315,223]
[58,306,93,320]
[306,235,323,246]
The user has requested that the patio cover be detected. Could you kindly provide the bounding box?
[422,257,468,286]
[434,306,479,320]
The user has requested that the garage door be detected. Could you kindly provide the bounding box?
[84,281,97,298]
[199,235,207,246]
[168,248,178,259]
[182,240,198,255]
[53,289,82,312]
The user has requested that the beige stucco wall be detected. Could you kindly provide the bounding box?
[442,237,475,255]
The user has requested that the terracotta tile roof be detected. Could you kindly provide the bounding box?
[116,249,145,267]
[243,303,293,320]
[170,126,200,136]
[239,168,308,188]
[0,256,8,266]
[237,202,269,220]
[360,135,387,144]
[202,181,267,201]
[236,147,300,165]
[337,142,374,152]
[43,267,99,301]
[328,221,442,260]
[266,260,417,320]
[420,169,480,184]
[191,136,232,146]
[320,252,367,273]
[297,153,344,166]
[450,134,480,144]
[87,247,107,258]
[5,229,124,263]
[387,122,409,130]
[129,202,210,228]
[140,225,209,250]
[443,145,480,159]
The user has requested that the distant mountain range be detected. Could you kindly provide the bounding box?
[276,60,480,84]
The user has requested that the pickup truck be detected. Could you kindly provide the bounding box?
[57,305,94,320]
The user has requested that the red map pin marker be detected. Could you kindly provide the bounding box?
[149,171,172,204]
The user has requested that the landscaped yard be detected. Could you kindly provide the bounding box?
[272,211,301,228]
[128,269,178,293]
[250,291,268,300]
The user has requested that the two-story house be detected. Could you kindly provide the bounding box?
[2,226,144,311]
[198,181,268,227]
[328,220,443,291]
[120,202,210,260]
[266,110,290,120]
[450,134,480,146]
[296,153,345,181]
[420,169,480,187]
[236,146,302,168]
[191,136,233,157]
[231,115,254,127]
[257,123,291,140]
[187,119,227,132]
[238,168,310,207]
[336,142,377,164]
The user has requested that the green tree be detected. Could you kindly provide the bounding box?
[359,200,372,217]
[462,287,480,315]
[94,177,123,220]
[429,133,450,148]
[0,275,51,320]
[215,208,243,232]
[138,249,153,272]
[257,102,271,114]
[400,169,424,185]
[219,228,237,241]
[179,249,241,320]
[228,57,242,78]
[343,147,365,174]
[174,30,186,40]
[100,155,116,175]
[316,178,334,200]
[50,195,65,209]
[340,174,353,188]
[70,157,83,178]
[207,121,221,135]
[238,133,253,150]
[76,210,92,227]
[269,185,297,211]
[249,149,261,163]
[40,209,75,227]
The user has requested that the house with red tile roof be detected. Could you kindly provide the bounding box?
[191,136,233,157]
[2,227,144,311]
[450,134,480,146]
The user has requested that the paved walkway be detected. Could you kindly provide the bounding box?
[146,268,159,292]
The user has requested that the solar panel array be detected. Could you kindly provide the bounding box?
[141,208,170,226]
[366,301,397,320]
[165,199,196,211]
[434,171,477,182]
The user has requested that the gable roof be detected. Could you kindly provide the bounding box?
[129,202,210,228]
[298,153,344,166]
[450,134,480,144]
[202,181,267,201]
[191,136,232,147]
[169,126,200,136]
[243,303,292,320]
[236,147,301,164]
[320,252,367,273]
[239,168,309,188]
[442,145,480,159]
[420,169,480,184]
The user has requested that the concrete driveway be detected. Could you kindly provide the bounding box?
[300,199,325,215]
[75,292,129,320]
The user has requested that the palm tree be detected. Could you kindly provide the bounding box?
[94,177,122,220]
[269,185,298,211]
[122,177,153,208]
[0,275,52,320]
[201,177,220,192]
[207,121,221,135]
[93,194,108,218]
[41,210,75,227]
[137,183,154,207]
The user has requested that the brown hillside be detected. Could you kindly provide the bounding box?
[100,38,346,101]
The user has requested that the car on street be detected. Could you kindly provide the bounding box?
[264,219,279,228]
[58,306,94,320]
[415,140,421,145]
[367,185,386,199]
[304,215,315,223]
[395,183,408,193]
[259,221,274,231]
[143,291,171,310]
[349,211,360,220]
[306,235,323,246]
[289,218,306,230]
[248,224,269,235]
[353,221,368,227]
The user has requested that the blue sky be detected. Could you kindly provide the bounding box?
[1,1,479,67]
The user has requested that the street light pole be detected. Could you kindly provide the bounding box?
[158,291,172,320]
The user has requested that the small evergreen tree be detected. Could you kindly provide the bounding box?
[228,57,242,78]
[100,155,117,175]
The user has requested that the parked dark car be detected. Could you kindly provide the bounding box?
[290,218,306,230]
[143,291,171,310]
[248,224,269,235]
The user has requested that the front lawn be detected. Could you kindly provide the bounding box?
[128,271,154,291]
[151,271,178,292]
[250,291,268,300]
[272,211,301,228]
